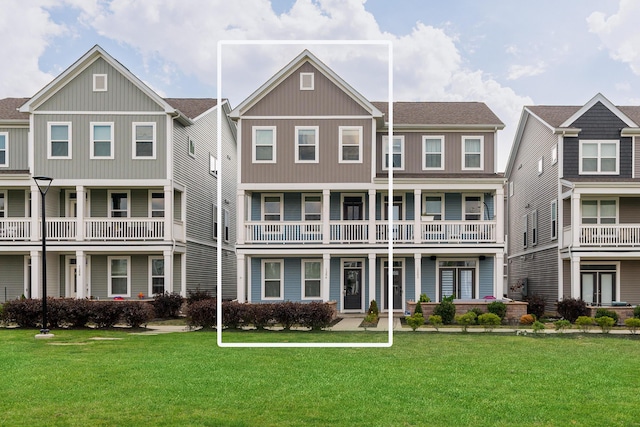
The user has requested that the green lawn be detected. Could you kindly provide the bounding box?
[2,329,639,426]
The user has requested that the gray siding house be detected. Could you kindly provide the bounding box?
[230,50,506,313]
[506,93,640,309]
[0,45,236,301]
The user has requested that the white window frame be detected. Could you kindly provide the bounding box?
[262,259,284,300]
[213,204,218,240]
[300,72,314,90]
[223,207,230,242]
[532,210,538,246]
[422,193,443,220]
[252,126,276,163]
[149,191,164,218]
[338,126,362,163]
[295,126,319,163]
[108,190,130,218]
[302,193,322,221]
[90,122,114,159]
[579,140,619,175]
[262,193,283,221]
[132,122,156,159]
[422,135,445,170]
[509,181,514,197]
[382,135,405,170]
[551,199,558,240]
[210,153,218,177]
[108,256,130,297]
[149,256,165,296]
[552,144,558,165]
[463,194,484,221]
[93,74,107,92]
[523,214,528,248]
[301,259,322,300]
[48,122,72,159]
[0,132,7,167]
[462,136,484,170]
[538,157,544,175]
[188,137,196,158]
[0,191,6,218]
[581,198,618,225]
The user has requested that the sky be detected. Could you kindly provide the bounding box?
[0,0,638,171]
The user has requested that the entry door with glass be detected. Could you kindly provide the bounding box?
[343,261,363,310]
[68,259,77,298]
[439,260,476,300]
[383,260,403,310]
[581,265,615,305]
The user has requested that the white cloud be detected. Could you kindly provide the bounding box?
[507,62,546,80]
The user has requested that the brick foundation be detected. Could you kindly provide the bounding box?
[406,300,528,324]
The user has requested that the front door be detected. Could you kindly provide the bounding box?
[581,270,615,305]
[67,261,77,298]
[343,261,363,310]
[440,267,475,299]
[383,260,403,310]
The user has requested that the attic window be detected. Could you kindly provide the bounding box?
[300,72,314,90]
[93,74,107,92]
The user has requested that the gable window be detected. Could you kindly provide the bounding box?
[382,135,404,170]
[579,140,618,174]
[538,157,544,175]
[150,192,164,218]
[423,195,443,220]
[262,260,283,300]
[263,194,282,221]
[188,137,196,158]
[133,123,155,158]
[210,154,218,176]
[523,214,528,248]
[464,195,482,221]
[532,210,538,245]
[150,257,165,295]
[551,200,558,240]
[303,194,321,221]
[462,136,483,170]
[223,208,230,242]
[339,126,362,163]
[300,72,314,90]
[302,260,322,299]
[108,257,130,297]
[90,122,113,159]
[48,122,72,159]
[423,136,444,170]
[295,126,318,163]
[93,74,107,92]
[0,132,7,166]
[252,126,276,163]
[582,199,616,224]
[0,192,5,217]
[109,192,129,218]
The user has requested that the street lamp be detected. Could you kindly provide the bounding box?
[34,176,53,336]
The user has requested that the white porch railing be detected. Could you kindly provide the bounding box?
[580,225,640,246]
[330,221,368,243]
[376,221,414,243]
[421,221,496,243]
[245,222,323,243]
[0,219,31,240]
[85,218,165,240]
[45,218,77,240]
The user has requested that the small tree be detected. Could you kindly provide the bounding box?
[406,313,424,331]
[625,317,640,334]
[478,313,501,332]
[532,321,546,335]
[413,300,423,315]
[434,296,456,325]
[428,314,443,331]
[367,300,379,317]
[595,316,615,333]
[576,316,595,333]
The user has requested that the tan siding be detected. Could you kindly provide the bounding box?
[621,260,640,304]
[246,62,370,117]
[635,136,640,178]
[0,127,29,170]
[619,197,640,223]
[562,259,571,300]
[507,248,558,311]
[563,198,571,226]
[0,255,25,301]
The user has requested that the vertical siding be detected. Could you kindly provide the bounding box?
[90,189,108,217]
[7,190,25,217]
[620,260,640,304]
[479,257,494,297]
[130,189,148,217]
[619,197,640,223]
[91,256,108,299]
[0,255,25,301]
[0,127,29,171]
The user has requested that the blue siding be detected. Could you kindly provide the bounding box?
[406,192,414,220]
[330,192,341,220]
[422,257,436,300]
[283,258,301,300]
[284,193,301,221]
[405,257,415,303]
[250,257,261,302]
[251,193,261,221]
[375,258,381,304]
[479,257,494,298]
[330,257,341,308]
[376,192,381,220]
[445,193,462,220]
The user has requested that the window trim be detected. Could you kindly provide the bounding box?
[300,72,314,90]
[262,193,283,221]
[149,191,165,218]
[382,135,405,170]
[338,126,363,163]
[523,214,528,248]
[581,198,618,225]
[108,256,130,297]
[295,126,319,164]
[93,74,107,92]
[90,122,114,159]
[422,193,443,220]
[108,190,130,218]
[222,207,230,242]
[551,199,558,240]
[213,204,218,240]
[508,181,514,197]
[579,140,619,175]
[301,259,322,300]
[462,136,484,170]
[0,132,7,167]
[532,209,538,246]
[302,193,322,221]
[0,191,6,218]
[148,256,165,296]
[422,135,445,170]
[132,122,156,159]
[188,137,196,158]
[210,153,218,177]
[48,122,72,159]
[252,126,276,163]
[551,145,558,165]
[262,259,284,300]
[538,157,544,176]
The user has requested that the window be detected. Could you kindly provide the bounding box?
[0,192,5,217]
[509,181,514,197]
[188,137,195,158]
[223,208,230,242]
[302,260,322,299]
[423,195,442,220]
[263,194,282,221]
[262,260,283,300]
[108,257,130,297]
[93,74,107,91]
[48,122,72,158]
[532,210,538,246]
[150,192,164,218]
[339,126,362,163]
[423,136,444,170]
[133,123,155,158]
[150,257,165,295]
[538,157,544,175]
[582,200,616,224]
[210,154,218,176]
[0,132,7,166]
[109,192,129,218]
[300,72,314,90]
[252,126,276,163]
[382,135,404,170]
[462,136,483,170]
[581,264,616,306]
[303,194,321,221]
[213,204,218,240]
[464,195,482,221]
[523,214,528,248]
[439,260,476,300]
[551,200,558,240]
[552,145,558,165]
[90,122,113,159]
[579,140,618,174]
[295,126,318,163]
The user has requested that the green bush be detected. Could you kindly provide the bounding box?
[469,307,484,318]
[363,312,378,324]
[595,308,618,325]
[367,300,379,316]
[428,315,443,331]
[406,313,425,331]
[186,287,214,306]
[487,301,507,320]
[634,306,640,319]
[478,313,501,331]
[151,292,184,318]
[554,319,571,333]
[121,302,155,328]
[557,298,588,323]
[413,301,423,315]
[434,297,456,325]
[418,294,430,303]
[624,317,640,334]
[595,316,615,333]
[532,321,546,335]
[454,311,477,332]
[575,316,595,332]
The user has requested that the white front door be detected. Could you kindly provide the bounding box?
[67,260,77,298]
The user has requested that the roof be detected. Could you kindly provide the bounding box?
[371,101,504,127]
[164,98,221,120]
[0,98,29,121]
[527,104,640,128]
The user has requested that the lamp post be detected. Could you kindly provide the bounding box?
[34,176,53,336]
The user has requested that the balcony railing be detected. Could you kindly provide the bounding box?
[421,221,496,243]
[376,221,414,243]
[0,219,31,240]
[85,218,165,240]
[330,221,368,243]
[580,225,640,246]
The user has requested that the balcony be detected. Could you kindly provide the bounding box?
[0,219,31,240]
[579,225,640,247]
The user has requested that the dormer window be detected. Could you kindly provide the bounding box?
[93,74,107,92]
[300,72,314,90]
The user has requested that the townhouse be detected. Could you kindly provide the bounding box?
[230,50,505,313]
[506,93,640,308]
[0,45,236,302]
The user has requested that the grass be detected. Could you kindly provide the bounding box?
[2,329,640,426]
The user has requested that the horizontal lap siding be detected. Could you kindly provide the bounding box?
[421,257,437,301]
[507,248,558,311]
[562,260,571,299]
[620,197,640,223]
[0,255,24,301]
[405,257,415,306]
[91,256,108,299]
[173,254,181,294]
[186,241,217,296]
[479,257,494,297]
[330,258,341,309]
[90,189,108,217]
[620,260,640,304]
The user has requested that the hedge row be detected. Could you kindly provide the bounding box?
[186,300,335,330]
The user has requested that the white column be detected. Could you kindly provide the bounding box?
[414,189,421,244]
[322,253,331,302]
[76,251,86,299]
[322,190,330,244]
[414,253,422,302]
[571,255,581,299]
[76,186,85,241]
[30,188,40,242]
[237,190,245,245]
[495,252,504,298]
[368,190,376,244]
[572,192,581,247]
[368,253,376,307]
[495,187,504,244]
[237,253,246,302]
[30,251,40,298]
[164,250,173,294]
[181,253,187,297]
[164,186,173,241]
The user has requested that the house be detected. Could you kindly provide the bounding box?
[506,93,640,310]
[230,50,505,313]
[0,45,236,302]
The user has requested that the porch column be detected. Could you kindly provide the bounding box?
[30,251,40,298]
[495,187,504,244]
[571,255,581,299]
[322,189,330,244]
[414,189,421,244]
[495,252,504,298]
[164,186,173,241]
[414,253,421,302]
[368,190,376,244]
[181,253,187,297]
[571,192,581,247]
[76,186,85,241]
[164,250,173,294]
[368,253,376,307]
[76,251,86,299]
[322,253,331,302]
[237,190,245,245]
[30,188,40,242]
[237,253,246,302]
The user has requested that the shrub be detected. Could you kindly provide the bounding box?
[418,293,430,303]
[455,311,477,332]
[121,302,155,328]
[413,301,423,315]
[554,319,571,333]
[65,299,93,328]
[487,301,507,320]
[519,314,535,325]
[90,301,123,328]
[367,300,379,316]
[634,306,640,319]
[624,317,640,334]
[47,298,71,328]
[557,298,588,323]
[299,301,333,330]
[428,315,443,331]
[2,298,41,328]
[469,307,484,318]
[575,316,595,332]
[525,294,546,320]
[433,296,456,325]
[595,316,615,333]
[363,312,378,324]
[245,303,274,330]
[595,308,618,325]
[186,299,217,328]
[222,301,246,329]
[273,301,301,330]
[478,313,501,331]
[406,313,425,331]
[151,292,184,318]
[532,321,546,335]
[186,288,214,306]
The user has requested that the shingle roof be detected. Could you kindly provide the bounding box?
[164,98,219,119]
[528,105,640,128]
[371,101,504,126]
[0,98,29,120]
